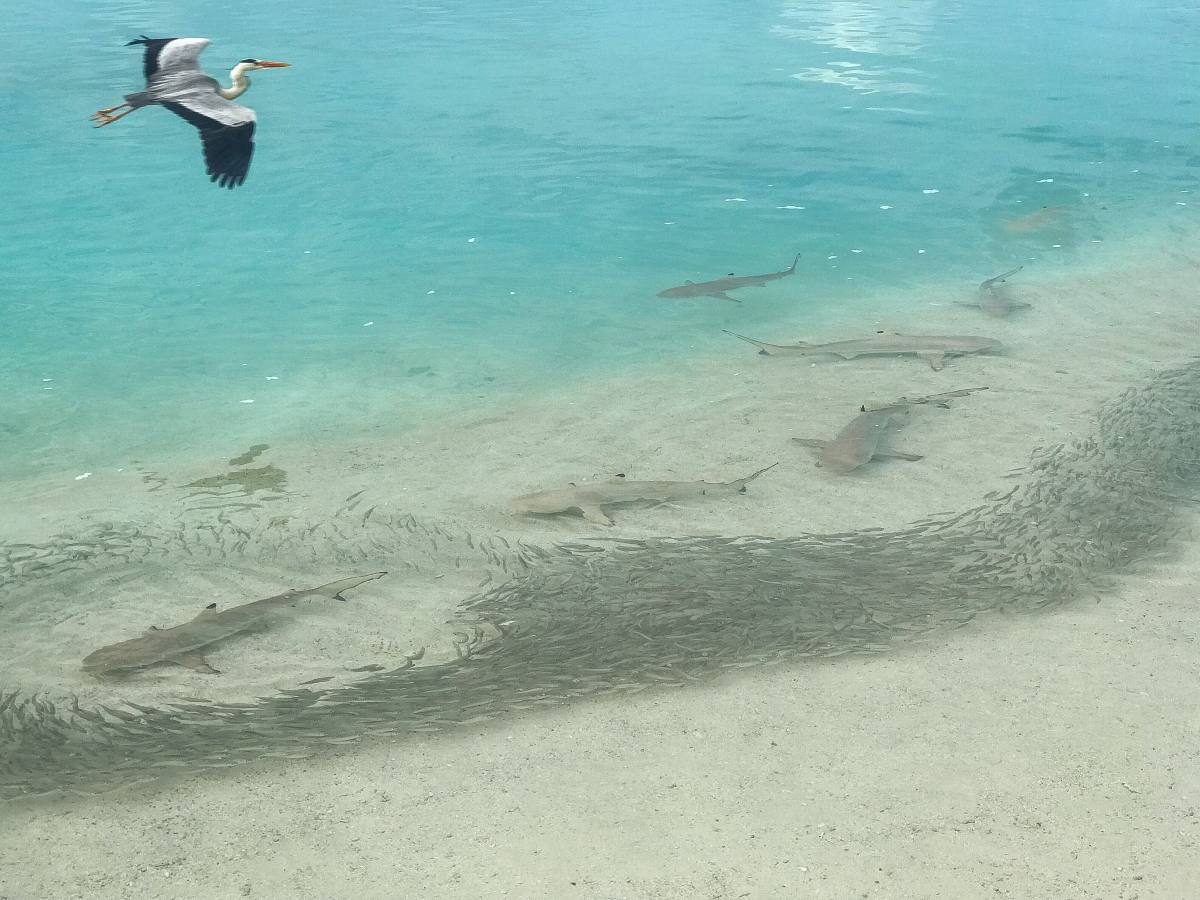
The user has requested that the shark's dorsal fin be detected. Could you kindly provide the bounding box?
[191,603,219,621]
[145,626,160,634]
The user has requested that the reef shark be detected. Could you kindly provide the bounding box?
[510,464,778,525]
[82,572,387,676]
[724,330,1002,370]
[793,388,988,473]
[958,266,1029,318]
[657,254,800,303]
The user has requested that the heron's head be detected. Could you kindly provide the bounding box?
[238,58,290,71]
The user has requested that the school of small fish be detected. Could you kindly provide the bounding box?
[5,231,1200,798]
[1,345,1198,798]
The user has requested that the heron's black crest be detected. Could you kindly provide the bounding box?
[239,58,258,64]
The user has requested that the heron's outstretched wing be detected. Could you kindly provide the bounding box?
[127,36,211,81]
[160,89,258,189]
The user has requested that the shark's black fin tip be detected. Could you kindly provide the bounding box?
[205,602,216,609]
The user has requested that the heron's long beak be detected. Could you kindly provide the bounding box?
[257,61,290,68]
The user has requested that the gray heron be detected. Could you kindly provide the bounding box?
[92,37,289,189]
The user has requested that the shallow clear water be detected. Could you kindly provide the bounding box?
[4,0,1200,845]
[1,0,1197,480]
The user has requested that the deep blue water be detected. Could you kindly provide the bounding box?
[1,1,1197,480]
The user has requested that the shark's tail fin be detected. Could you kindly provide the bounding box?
[313,571,387,602]
[728,462,779,492]
[787,252,801,273]
[886,386,989,409]
[723,330,801,355]
[979,265,1023,289]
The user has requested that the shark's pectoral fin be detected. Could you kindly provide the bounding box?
[169,653,221,674]
[710,291,741,303]
[917,351,946,370]
[872,449,924,462]
[579,505,615,526]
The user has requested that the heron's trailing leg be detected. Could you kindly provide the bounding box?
[91,104,134,127]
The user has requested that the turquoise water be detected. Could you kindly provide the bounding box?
[1,1,1197,480]
[6,0,1200,850]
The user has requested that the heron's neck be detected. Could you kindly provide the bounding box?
[217,63,254,100]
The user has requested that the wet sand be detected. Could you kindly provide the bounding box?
[2,238,1200,896]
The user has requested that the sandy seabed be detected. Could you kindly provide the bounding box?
[2,233,1199,897]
